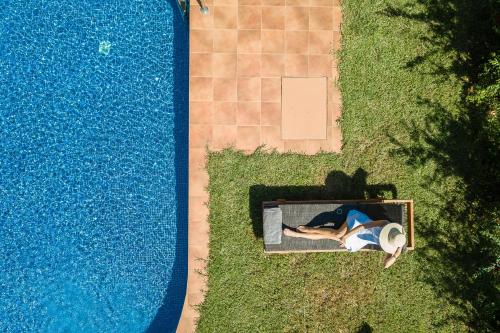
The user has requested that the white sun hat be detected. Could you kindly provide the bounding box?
[379,223,406,254]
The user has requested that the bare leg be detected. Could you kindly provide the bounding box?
[336,222,348,237]
[283,228,340,241]
[296,225,326,234]
[297,221,349,238]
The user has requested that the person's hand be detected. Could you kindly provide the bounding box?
[339,235,347,247]
[384,254,397,268]
[384,247,402,268]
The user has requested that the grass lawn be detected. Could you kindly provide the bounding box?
[196,1,499,332]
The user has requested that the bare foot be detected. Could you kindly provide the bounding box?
[297,225,316,233]
[283,228,301,237]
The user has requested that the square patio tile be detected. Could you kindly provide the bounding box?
[191,0,214,4]
[191,30,213,52]
[213,102,237,125]
[190,124,213,148]
[309,6,333,30]
[240,0,261,4]
[214,6,237,29]
[332,31,341,50]
[188,196,209,223]
[213,78,237,101]
[212,125,237,149]
[286,0,309,6]
[238,30,261,53]
[261,102,281,126]
[261,54,285,77]
[190,101,213,124]
[330,125,342,151]
[261,30,285,53]
[237,77,261,101]
[261,126,284,151]
[310,0,338,6]
[190,6,213,29]
[188,249,207,275]
[189,170,209,197]
[309,30,333,54]
[286,31,308,54]
[212,53,237,77]
[190,77,213,101]
[237,102,261,125]
[285,54,308,76]
[236,126,261,150]
[262,6,285,29]
[238,6,262,29]
[189,148,207,172]
[329,102,341,126]
[308,54,332,76]
[286,6,309,30]
[261,78,282,101]
[283,139,309,153]
[190,53,212,77]
[214,0,237,4]
[332,6,342,31]
[213,29,237,52]
[329,83,342,104]
[237,54,261,77]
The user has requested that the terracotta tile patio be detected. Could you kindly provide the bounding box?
[177,1,342,331]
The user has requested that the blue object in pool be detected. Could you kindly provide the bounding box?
[0,1,188,332]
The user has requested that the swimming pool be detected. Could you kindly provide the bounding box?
[0,1,188,331]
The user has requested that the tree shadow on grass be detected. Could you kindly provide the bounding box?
[357,321,374,333]
[383,0,499,82]
[383,0,500,331]
[390,98,500,331]
[248,168,398,238]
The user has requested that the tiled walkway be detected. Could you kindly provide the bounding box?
[177,1,342,332]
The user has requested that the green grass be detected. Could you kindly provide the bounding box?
[196,0,499,332]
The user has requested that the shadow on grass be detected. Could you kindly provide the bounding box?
[383,0,498,82]
[390,98,500,332]
[383,0,500,331]
[357,322,374,333]
[249,168,398,238]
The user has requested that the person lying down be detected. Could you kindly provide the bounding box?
[283,209,406,268]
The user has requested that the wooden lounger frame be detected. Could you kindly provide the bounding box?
[263,199,414,253]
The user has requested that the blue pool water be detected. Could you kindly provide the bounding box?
[0,1,188,332]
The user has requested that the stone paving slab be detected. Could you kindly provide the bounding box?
[281,77,327,140]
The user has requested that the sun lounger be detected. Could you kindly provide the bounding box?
[262,199,414,253]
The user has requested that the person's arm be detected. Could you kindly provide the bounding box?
[340,220,388,243]
[383,247,402,268]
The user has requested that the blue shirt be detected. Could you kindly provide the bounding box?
[344,209,382,252]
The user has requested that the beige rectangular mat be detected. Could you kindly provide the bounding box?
[281,77,327,140]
